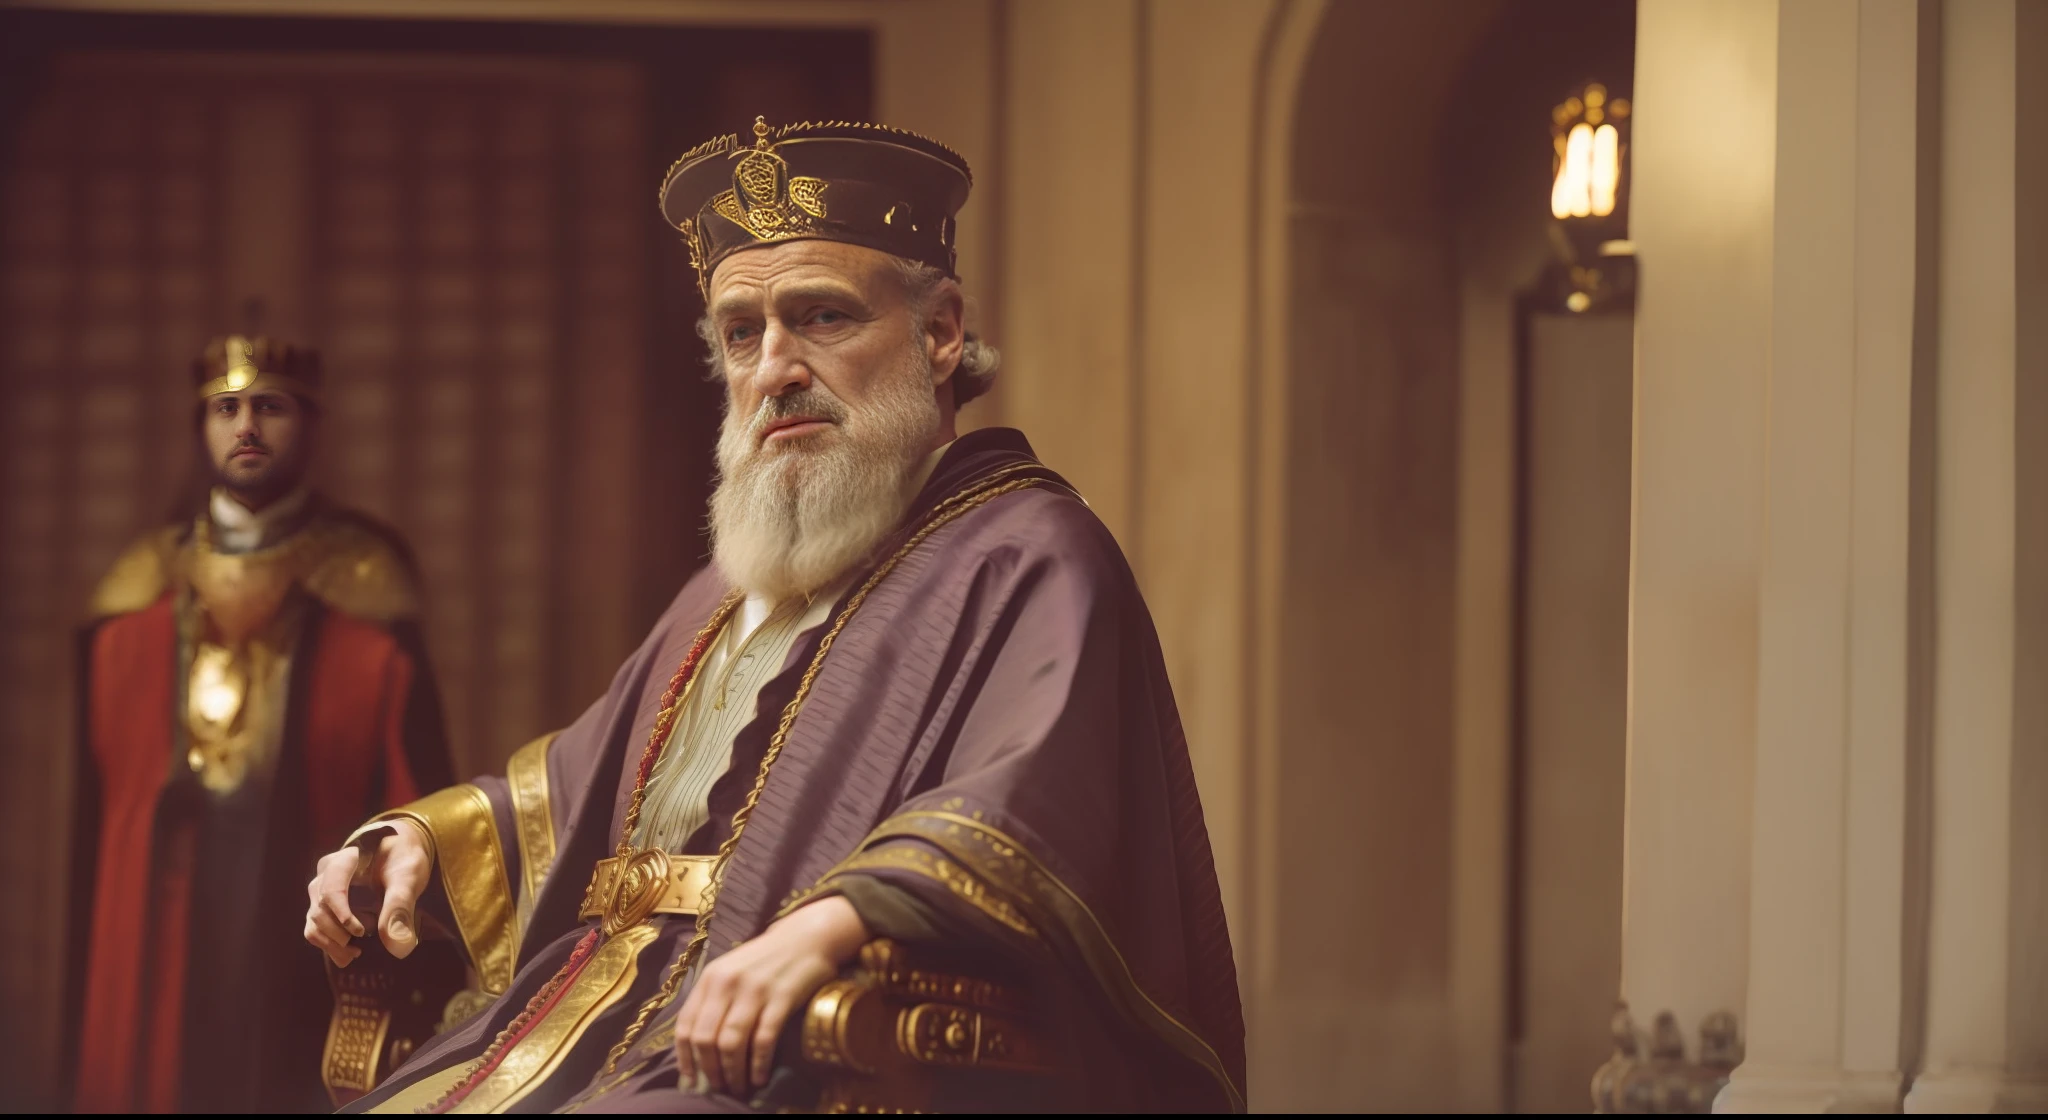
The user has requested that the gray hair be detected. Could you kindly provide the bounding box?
[890,258,1001,407]
[694,258,1002,408]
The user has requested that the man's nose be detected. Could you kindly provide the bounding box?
[747,322,813,400]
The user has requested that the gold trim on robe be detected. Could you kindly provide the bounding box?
[358,1058,472,1115]
[353,785,518,996]
[791,808,1246,1113]
[506,732,560,940]
[367,924,661,1115]
[809,843,1039,939]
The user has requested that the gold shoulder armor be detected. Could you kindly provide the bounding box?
[88,526,184,618]
[301,515,422,623]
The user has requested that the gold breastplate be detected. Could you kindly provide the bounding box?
[182,522,314,795]
[188,521,315,644]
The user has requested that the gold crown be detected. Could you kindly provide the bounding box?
[193,334,324,404]
[659,116,974,299]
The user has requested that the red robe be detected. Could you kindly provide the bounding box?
[69,511,453,1113]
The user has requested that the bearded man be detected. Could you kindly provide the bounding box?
[69,336,456,1112]
[306,118,1245,1114]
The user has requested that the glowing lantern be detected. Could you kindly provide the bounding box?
[1549,82,1633,312]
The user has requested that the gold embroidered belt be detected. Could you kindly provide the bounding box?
[579,850,717,936]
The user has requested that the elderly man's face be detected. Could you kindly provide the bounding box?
[702,239,964,600]
[704,239,955,457]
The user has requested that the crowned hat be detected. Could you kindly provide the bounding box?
[193,334,323,405]
[658,116,973,299]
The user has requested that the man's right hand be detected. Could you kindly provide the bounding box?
[305,817,432,968]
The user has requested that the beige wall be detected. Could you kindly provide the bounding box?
[1518,312,1633,1110]
[1265,0,1492,1104]
[995,0,1276,942]
[1450,270,1519,1111]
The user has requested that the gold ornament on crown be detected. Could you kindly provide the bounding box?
[708,117,832,244]
[195,333,323,404]
[197,335,264,398]
[677,217,706,280]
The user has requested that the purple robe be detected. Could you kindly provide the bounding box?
[348,428,1245,1113]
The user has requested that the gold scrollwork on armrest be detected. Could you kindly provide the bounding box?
[801,978,887,1075]
[795,939,1061,1113]
[323,963,396,1107]
[320,941,469,1108]
[897,1003,1054,1073]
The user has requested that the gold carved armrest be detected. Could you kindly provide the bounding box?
[321,937,470,1109]
[796,939,1063,1113]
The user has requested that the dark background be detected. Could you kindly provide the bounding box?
[0,8,870,1107]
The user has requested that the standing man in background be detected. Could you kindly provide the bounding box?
[68,335,455,1112]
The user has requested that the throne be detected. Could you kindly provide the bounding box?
[789,938,1062,1112]
[320,937,468,1109]
[321,936,1062,1111]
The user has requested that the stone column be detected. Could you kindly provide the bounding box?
[1715,0,1928,1108]
[1904,0,2048,1109]
[1619,0,1779,1048]
[1623,0,2048,1111]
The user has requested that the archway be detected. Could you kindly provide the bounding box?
[1246,0,1635,1109]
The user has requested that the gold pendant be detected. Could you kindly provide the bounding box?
[188,643,246,736]
[186,642,257,793]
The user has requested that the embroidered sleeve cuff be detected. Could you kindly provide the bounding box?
[350,784,517,995]
[798,840,1039,940]
[794,808,1245,1113]
[817,872,978,946]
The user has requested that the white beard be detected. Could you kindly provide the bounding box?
[708,348,940,602]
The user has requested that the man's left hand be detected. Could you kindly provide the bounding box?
[672,894,869,1095]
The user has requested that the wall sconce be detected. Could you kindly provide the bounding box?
[1548,82,1635,313]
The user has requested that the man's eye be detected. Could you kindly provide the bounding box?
[813,310,845,325]
[727,324,755,343]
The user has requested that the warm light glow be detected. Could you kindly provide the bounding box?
[1591,124,1619,215]
[1553,123,1593,218]
[193,657,241,723]
[1551,120,1623,220]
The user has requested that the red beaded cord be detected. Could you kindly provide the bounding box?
[616,593,745,857]
[423,928,601,1114]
